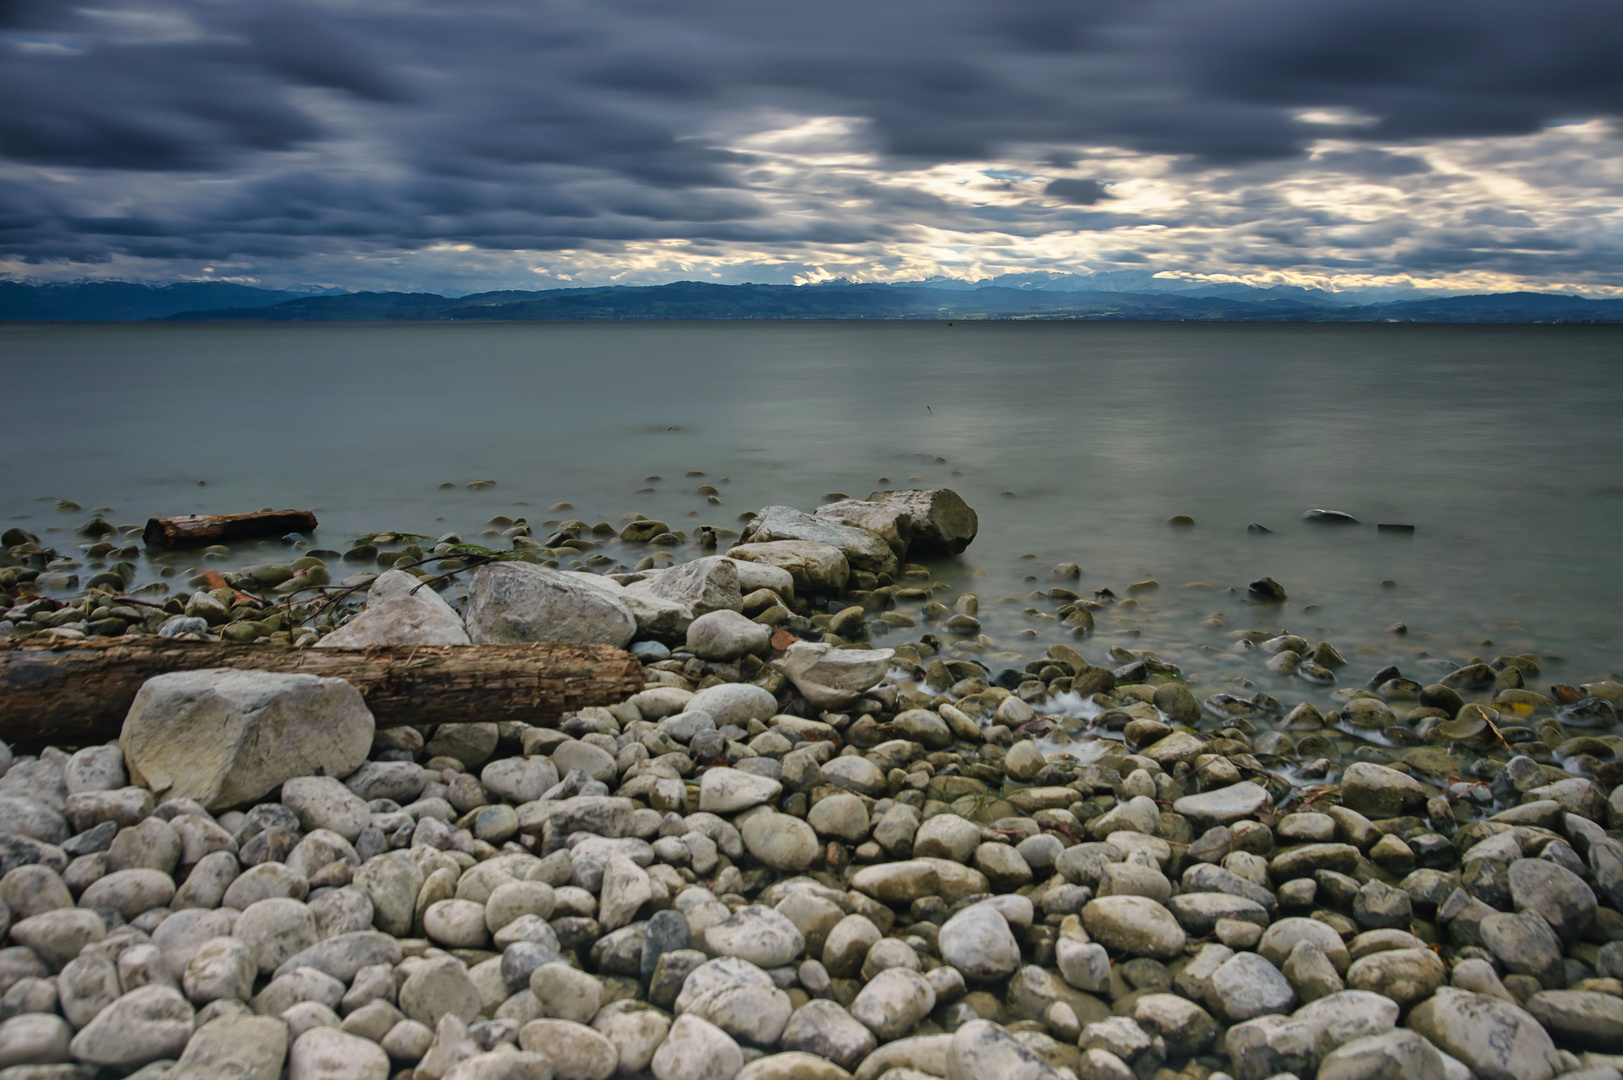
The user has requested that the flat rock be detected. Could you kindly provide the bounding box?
[1173,782,1270,827]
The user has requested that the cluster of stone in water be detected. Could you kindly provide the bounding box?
[0,492,1619,1080]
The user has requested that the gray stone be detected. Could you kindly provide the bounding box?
[1317,1030,1445,1080]
[1346,948,1448,1010]
[1081,896,1185,959]
[516,1018,618,1079]
[686,610,770,661]
[286,1026,390,1080]
[0,1013,72,1069]
[171,1014,289,1080]
[399,957,482,1029]
[738,811,818,871]
[939,903,1021,982]
[184,937,256,1004]
[773,642,894,710]
[704,905,805,968]
[466,563,635,647]
[675,956,792,1046]
[68,985,193,1069]
[859,489,978,557]
[121,670,373,812]
[1407,987,1560,1080]
[1524,989,1623,1052]
[740,505,898,576]
[1508,857,1597,944]
[1480,911,1565,989]
[1131,994,1216,1058]
[1172,782,1270,827]
[1206,951,1297,1022]
[850,967,936,1041]
[1340,763,1428,818]
[651,1013,741,1080]
[699,769,782,814]
[272,931,403,983]
[79,867,175,919]
[780,999,875,1070]
[945,1019,1066,1080]
[281,777,370,842]
[685,684,778,729]
[317,569,470,647]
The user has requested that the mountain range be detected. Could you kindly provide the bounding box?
[2,277,1620,323]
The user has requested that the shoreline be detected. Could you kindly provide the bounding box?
[0,489,1619,1079]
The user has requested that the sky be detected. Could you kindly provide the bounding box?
[2,0,1622,296]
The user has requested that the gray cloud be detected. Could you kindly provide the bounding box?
[0,0,1620,290]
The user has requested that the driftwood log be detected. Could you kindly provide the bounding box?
[0,638,644,749]
[143,510,320,549]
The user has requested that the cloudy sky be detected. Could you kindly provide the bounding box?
[3,0,1622,294]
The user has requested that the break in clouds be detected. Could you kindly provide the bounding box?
[1,0,1622,293]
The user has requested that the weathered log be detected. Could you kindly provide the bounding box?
[0,638,644,749]
[143,510,320,549]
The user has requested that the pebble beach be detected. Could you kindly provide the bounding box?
[0,486,1619,1080]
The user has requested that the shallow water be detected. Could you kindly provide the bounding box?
[5,320,1623,726]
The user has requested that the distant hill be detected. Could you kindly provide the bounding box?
[2,278,1620,323]
[160,281,1623,324]
[0,280,329,321]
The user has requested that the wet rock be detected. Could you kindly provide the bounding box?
[1346,948,1448,1010]
[1340,763,1428,818]
[121,670,373,812]
[1508,858,1597,945]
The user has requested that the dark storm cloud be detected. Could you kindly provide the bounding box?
[1044,179,1114,205]
[1,0,1621,284]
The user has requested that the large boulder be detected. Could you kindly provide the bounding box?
[863,489,978,556]
[121,670,373,812]
[773,641,894,709]
[317,569,470,647]
[740,506,897,576]
[466,563,635,647]
[726,541,849,594]
[627,557,743,620]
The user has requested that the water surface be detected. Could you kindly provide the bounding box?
[5,320,1621,707]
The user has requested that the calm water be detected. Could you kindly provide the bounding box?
[5,320,1623,707]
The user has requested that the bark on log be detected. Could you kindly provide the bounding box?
[0,638,644,749]
[143,510,320,549]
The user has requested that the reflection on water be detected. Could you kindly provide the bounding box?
[4,320,1622,714]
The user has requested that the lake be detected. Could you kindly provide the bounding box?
[4,319,1622,715]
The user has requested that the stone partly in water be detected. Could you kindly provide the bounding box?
[120,670,374,811]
